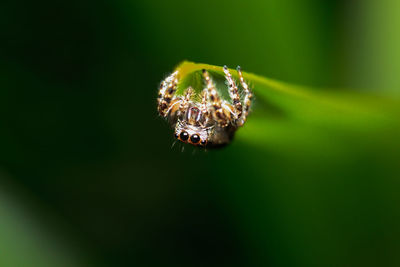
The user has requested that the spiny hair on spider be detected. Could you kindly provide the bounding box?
[157,65,253,149]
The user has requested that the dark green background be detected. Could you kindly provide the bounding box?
[1,1,400,266]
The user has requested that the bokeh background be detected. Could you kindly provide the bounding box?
[1,1,400,266]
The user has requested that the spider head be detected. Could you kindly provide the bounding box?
[174,120,212,147]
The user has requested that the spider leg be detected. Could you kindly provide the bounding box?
[223,65,242,120]
[200,89,210,125]
[202,69,232,127]
[236,66,253,126]
[178,86,193,119]
[164,98,181,117]
[158,71,179,117]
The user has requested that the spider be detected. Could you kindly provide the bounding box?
[157,65,253,148]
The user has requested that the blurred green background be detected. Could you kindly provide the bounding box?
[1,0,400,266]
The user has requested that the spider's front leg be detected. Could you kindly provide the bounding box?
[223,66,243,120]
[158,71,179,117]
[202,69,232,127]
[236,66,253,126]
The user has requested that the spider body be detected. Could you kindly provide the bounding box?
[157,66,253,148]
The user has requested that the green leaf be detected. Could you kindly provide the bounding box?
[175,61,400,160]
[173,61,400,267]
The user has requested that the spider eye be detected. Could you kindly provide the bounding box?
[190,134,200,144]
[200,140,207,146]
[174,133,178,139]
[179,131,189,141]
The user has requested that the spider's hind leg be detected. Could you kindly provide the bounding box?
[178,86,194,118]
[200,89,210,125]
[202,69,232,127]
